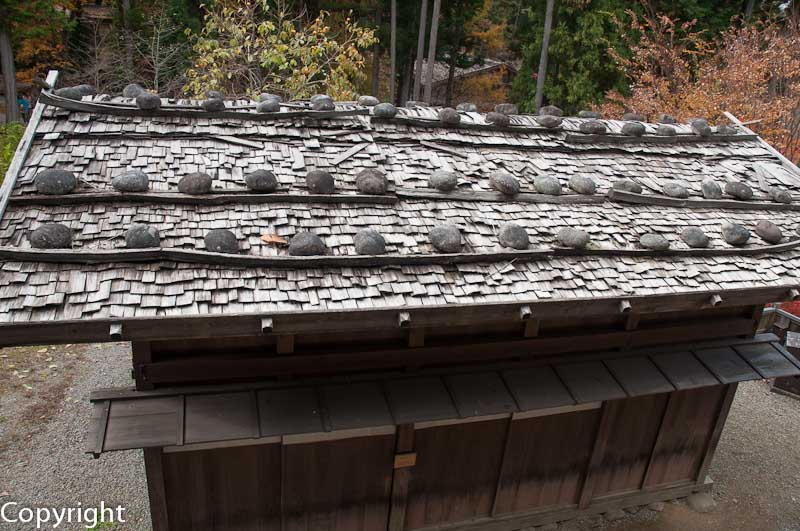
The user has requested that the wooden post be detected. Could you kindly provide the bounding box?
[143,448,170,531]
[423,0,441,104]
[695,383,738,485]
[0,27,20,123]
[534,0,555,112]
[578,400,618,509]
[390,0,397,103]
[387,423,415,531]
[413,0,429,101]
[132,341,154,390]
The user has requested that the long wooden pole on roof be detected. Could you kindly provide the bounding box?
[413,0,429,101]
[390,0,397,103]
[423,0,441,103]
[534,0,555,112]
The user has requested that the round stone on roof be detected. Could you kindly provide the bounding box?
[245,169,278,193]
[568,175,596,195]
[579,120,607,134]
[701,178,723,199]
[429,170,458,192]
[623,112,645,122]
[429,224,462,253]
[358,95,380,107]
[30,223,71,249]
[456,102,478,112]
[204,229,239,254]
[289,232,327,256]
[259,93,282,103]
[721,222,750,246]
[534,175,561,196]
[724,181,753,201]
[681,227,709,248]
[662,182,689,199]
[256,99,280,113]
[658,113,677,124]
[310,94,335,111]
[125,224,161,248]
[112,169,149,193]
[54,86,84,100]
[755,220,782,244]
[639,233,670,251]
[34,169,77,195]
[656,124,676,136]
[354,229,386,255]
[535,115,562,128]
[201,98,225,112]
[621,122,646,137]
[489,172,520,195]
[439,107,461,125]
[716,124,737,135]
[123,83,146,98]
[206,90,224,99]
[135,92,161,110]
[498,222,529,250]
[770,188,793,204]
[486,111,511,126]
[557,228,590,249]
[690,118,712,137]
[612,179,642,194]
[178,172,213,195]
[494,103,518,115]
[305,170,335,194]
[578,110,601,119]
[373,102,398,118]
[538,105,563,117]
[76,84,97,96]
[356,169,388,195]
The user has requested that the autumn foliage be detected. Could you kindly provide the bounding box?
[599,4,800,163]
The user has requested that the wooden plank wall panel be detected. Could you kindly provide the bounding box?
[405,419,508,529]
[644,386,726,488]
[162,445,282,531]
[590,394,669,497]
[494,409,601,515]
[282,435,395,531]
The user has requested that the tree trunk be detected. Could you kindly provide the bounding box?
[400,56,413,106]
[445,53,457,107]
[0,28,20,124]
[413,0,429,101]
[744,0,756,18]
[390,0,397,103]
[535,0,555,112]
[122,0,135,82]
[423,0,441,103]
[370,6,382,96]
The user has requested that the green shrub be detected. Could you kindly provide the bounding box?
[1,123,25,185]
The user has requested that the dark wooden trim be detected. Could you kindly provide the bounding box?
[640,392,676,490]
[276,335,295,355]
[143,448,170,531]
[175,395,185,446]
[372,115,561,134]
[90,400,111,457]
[608,189,799,211]
[395,188,605,204]
[695,382,738,485]
[408,328,425,348]
[132,341,153,390]
[388,423,415,531]
[490,417,515,516]
[578,400,618,509]
[566,133,758,145]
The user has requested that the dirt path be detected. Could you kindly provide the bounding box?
[0,344,798,531]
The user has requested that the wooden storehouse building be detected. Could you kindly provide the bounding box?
[2,71,800,530]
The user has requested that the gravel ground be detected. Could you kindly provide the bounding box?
[0,343,798,531]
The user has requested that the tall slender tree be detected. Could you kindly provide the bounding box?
[423,0,441,102]
[413,0,429,100]
[390,0,397,102]
[0,25,20,123]
[534,0,554,111]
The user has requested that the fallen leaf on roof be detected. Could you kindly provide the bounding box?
[261,234,288,245]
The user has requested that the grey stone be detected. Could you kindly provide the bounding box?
[716,124,738,135]
[30,223,71,249]
[686,492,716,513]
[206,90,224,99]
[691,118,712,136]
[178,172,213,195]
[579,120,607,134]
[624,505,643,514]
[538,105,563,116]
[623,112,646,121]
[701,178,723,199]
[201,98,225,112]
[125,224,160,248]
[578,110,600,118]
[135,93,161,110]
[54,86,84,100]
[429,171,458,192]
[613,179,642,194]
[534,175,562,196]
[568,175,596,195]
[244,170,278,193]
[429,224,462,253]
[310,94,335,111]
[259,93,282,102]
[557,228,590,249]
[111,169,149,193]
[490,172,521,195]
[305,170,336,194]
[681,227,710,248]
[288,232,327,256]
[354,229,386,255]
[498,222,530,250]
[494,103,519,115]
[355,169,388,195]
[725,181,753,201]
[486,112,511,126]
[658,113,677,124]
[722,222,750,246]
[357,95,379,106]
[405,100,428,108]
[456,102,478,112]
[439,107,461,125]
[662,182,689,198]
[122,83,146,98]
[604,509,626,522]
[622,122,646,136]
[204,229,239,254]
[640,233,670,250]
[34,169,77,195]
[770,188,793,204]
[75,84,97,96]
[755,220,782,244]
[535,115,562,128]
[657,124,677,136]
[647,502,665,512]
[256,99,281,113]
[373,102,398,118]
